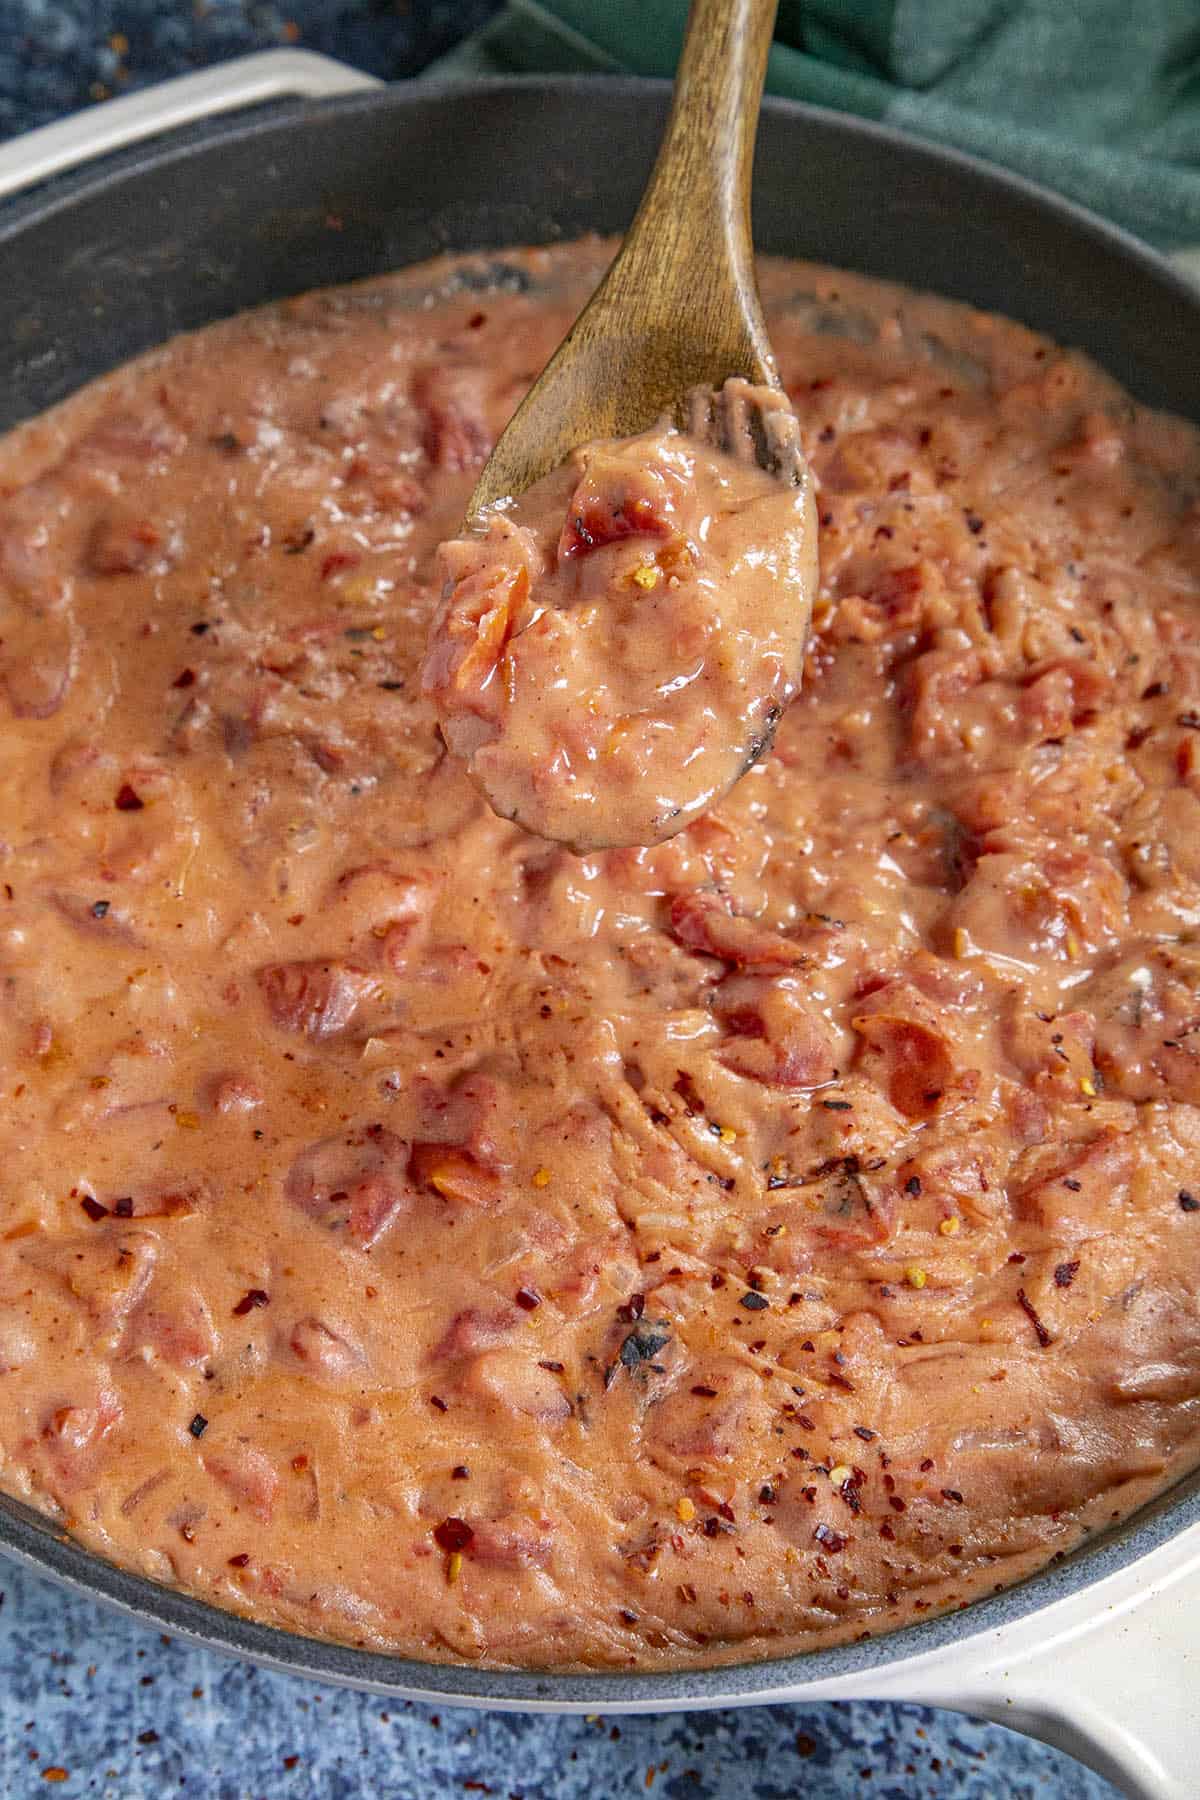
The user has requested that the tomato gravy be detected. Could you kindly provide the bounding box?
[0,241,1198,1670]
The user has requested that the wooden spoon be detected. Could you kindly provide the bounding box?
[429,0,819,856]
[467,0,785,521]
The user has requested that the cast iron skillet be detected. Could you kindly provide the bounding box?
[0,77,1199,1707]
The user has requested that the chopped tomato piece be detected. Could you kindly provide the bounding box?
[256,960,377,1040]
[557,453,676,560]
[410,1142,502,1208]
[669,891,807,969]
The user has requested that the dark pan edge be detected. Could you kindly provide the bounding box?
[1,1469,1198,1704]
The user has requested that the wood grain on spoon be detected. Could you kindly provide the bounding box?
[468,0,782,520]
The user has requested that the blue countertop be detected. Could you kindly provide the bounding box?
[0,1557,1118,1798]
[0,6,1125,1795]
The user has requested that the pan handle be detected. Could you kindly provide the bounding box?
[0,49,382,204]
[878,1535,1200,1800]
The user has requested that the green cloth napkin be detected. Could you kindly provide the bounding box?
[432,0,1200,254]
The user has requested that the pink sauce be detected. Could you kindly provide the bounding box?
[423,388,817,850]
[0,240,1198,1671]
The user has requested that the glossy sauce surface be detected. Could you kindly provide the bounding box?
[0,241,1199,1671]
[424,393,817,850]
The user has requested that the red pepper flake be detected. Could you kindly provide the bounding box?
[433,1516,474,1553]
[940,1488,964,1504]
[853,1425,876,1442]
[172,668,196,689]
[918,1458,934,1472]
[188,1413,208,1439]
[691,1384,718,1397]
[320,551,360,581]
[888,1495,907,1513]
[717,1500,736,1523]
[619,1607,639,1625]
[114,783,144,811]
[1016,1287,1054,1347]
[112,1196,133,1218]
[537,1359,564,1373]
[822,1099,852,1111]
[232,1288,269,1316]
[90,900,110,919]
[227,1553,250,1568]
[1179,1190,1200,1213]
[451,1465,470,1480]
[795,1414,816,1431]
[1007,1251,1026,1265]
[514,1287,540,1311]
[758,1483,777,1504]
[80,1196,108,1222]
[904,1175,921,1196]
[1054,1259,1080,1288]
[137,1729,159,1745]
[813,1522,847,1553]
[617,1291,646,1323]
[1062,1178,1082,1192]
[1177,711,1200,730]
[429,1395,448,1413]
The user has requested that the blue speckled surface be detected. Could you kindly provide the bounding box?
[0,5,1128,1794]
[0,1,502,137]
[0,1559,1120,1797]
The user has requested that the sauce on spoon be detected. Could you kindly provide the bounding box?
[423,390,817,851]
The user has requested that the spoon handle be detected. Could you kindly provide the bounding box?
[611,0,781,388]
[466,0,781,517]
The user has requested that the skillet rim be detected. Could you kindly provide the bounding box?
[1,72,1198,1701]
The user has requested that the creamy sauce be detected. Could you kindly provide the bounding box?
[0,240,1199,1672]
[423,393,817,850]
